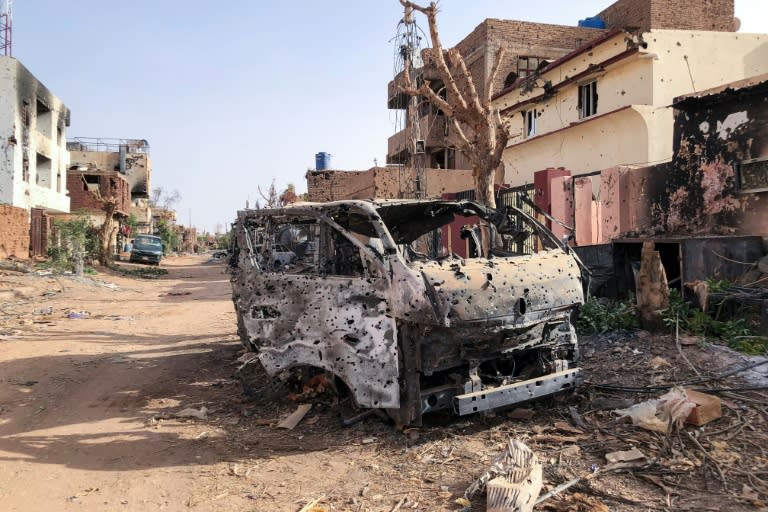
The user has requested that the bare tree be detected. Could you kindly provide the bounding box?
[257,180,281,208]
[150,187,182,210]
[398,0,509,208]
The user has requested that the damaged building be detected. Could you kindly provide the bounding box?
[60,166,132,253]
[386,18,608,171]
[493,27,767,187]
[67,137,153,234]
[661,74,768,236]
[0,55,71,258]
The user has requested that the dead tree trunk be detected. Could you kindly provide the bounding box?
[398,0,510,208]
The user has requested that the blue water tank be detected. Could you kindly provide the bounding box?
[578,16,606,29]
[315,152,332,170]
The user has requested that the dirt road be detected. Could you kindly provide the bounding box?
[0,256,251,511]
[1,255,766,511]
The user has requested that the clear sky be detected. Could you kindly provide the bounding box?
[8,0,768,233]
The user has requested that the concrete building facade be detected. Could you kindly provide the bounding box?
[0,56,71,214]
[493,29,768,187]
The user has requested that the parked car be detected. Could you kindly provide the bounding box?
[130,234,164,266]
[229,199,585,426]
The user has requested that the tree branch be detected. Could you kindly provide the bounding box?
[400,1,470,115]
[450,117,471,150]
[485,47,506,109]
[398,80,455,118]
[447,48,484,120]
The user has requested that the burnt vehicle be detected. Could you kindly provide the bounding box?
[229,199,584,426]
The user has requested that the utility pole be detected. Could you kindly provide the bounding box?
[401,3,426,199]
[0,0,12,57]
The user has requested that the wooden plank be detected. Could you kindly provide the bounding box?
[277,404,312,430]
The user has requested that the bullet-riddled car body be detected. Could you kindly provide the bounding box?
[229,199,584,425]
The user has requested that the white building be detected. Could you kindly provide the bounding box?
[493,29,768,186]
[0,56,70,213]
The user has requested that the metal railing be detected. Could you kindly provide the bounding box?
[497,184,537,254]
[66,137,150,154]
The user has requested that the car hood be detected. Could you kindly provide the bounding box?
[413,249,583,327]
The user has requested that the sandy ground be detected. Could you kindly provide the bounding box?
[0,255,766,512]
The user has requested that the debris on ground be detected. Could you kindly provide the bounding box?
[464,439,542,512]
[277,403,312,430]
[175,406,208,420]
[615,386,696,433]
[65,310,90,319]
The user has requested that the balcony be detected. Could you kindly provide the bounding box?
[387,115,450,160]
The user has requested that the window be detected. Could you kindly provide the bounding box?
[22,154,29,182]
[517,56,540,78]
[578,81,598,119]
[524,109,539,138]
[21,101,30,127]
[35,153,52,188]
[736,157,768,193]
[36,98,52,139]
[83,174,100,191]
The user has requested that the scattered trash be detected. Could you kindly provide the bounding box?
[65,311,90,319]
[361,437,377,445]
[605,447,648,464]
[175,406,208,420]
[684,390,722,426]
[615,386,697,433]
[33,307,53,315]
[277,403,312,430]
[464,439,542,512]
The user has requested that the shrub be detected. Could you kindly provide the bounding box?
[576,297,639,335]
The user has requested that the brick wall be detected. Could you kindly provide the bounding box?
[67,171,132,214]
[598,0,735,33]
[483,20,609,99]
[306,170,375,202]
[441,19,608,102]
[0,204,30,259]
[306,167,476,202]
